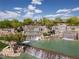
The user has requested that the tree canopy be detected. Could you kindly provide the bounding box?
[0,17,79,28]
[0,19,11,28]
[23,18,33,25]
[66,17,79,26]
[11,19,22,28]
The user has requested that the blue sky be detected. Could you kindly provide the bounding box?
[0,0,79,20]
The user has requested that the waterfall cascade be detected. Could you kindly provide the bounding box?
[25,47,78,59]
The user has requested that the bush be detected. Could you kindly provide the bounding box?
[0,33,26,42]
[0,42,7,51]
[43,32,51,36]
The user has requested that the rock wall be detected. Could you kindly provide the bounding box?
[26,47,77,59]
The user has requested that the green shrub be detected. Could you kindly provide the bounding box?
[43,32,51,36]
[0,42,7,51]
[0,33,26,42]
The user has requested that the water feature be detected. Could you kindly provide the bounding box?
[26,47,72,59]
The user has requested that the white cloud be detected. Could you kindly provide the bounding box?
[33,15,42,20]
[6,11,20,17]
[23,5,35,19]
[0,0,43,20]
[72,7,79,11]
[56,7,79,14]
[44,15,54,18]
[14,7,22,10]
[56,9,71,13]
[53,14,63,17]
[16,11,21,14]
[26,5,35,15]
[0,11,20,19]
[22,13,33,19]
[27,5,42,15]
[54,7,79,19]
[23,9,42,19]
[28,5,36,11]
[45,13,72,19]
[35,9,42,13]
[27,11,34,15]
[31,0,43,5]
[44,7,79,19]
[23,8,27,12]
[22,5,35,18]
[45,14,63,18]
[22,0,43,19]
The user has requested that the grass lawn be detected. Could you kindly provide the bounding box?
[0,42,7,51]
[2,53,39,59]
[30,40,79,57]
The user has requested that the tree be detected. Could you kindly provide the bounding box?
[39,18,53,25]
[53,17,63,25]
[23,18,33,25]
[0,19,11,28]
[0,32,26,42]
[38,18,54,29]
[11,19,22,28]
[66,17,79,26]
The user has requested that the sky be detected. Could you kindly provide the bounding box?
[0,0,79,20]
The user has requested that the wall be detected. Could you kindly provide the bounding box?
[26,47,78,59]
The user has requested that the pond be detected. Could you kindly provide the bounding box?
[30,40,79,57]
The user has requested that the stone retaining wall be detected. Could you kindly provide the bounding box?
[26,47,78,59]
